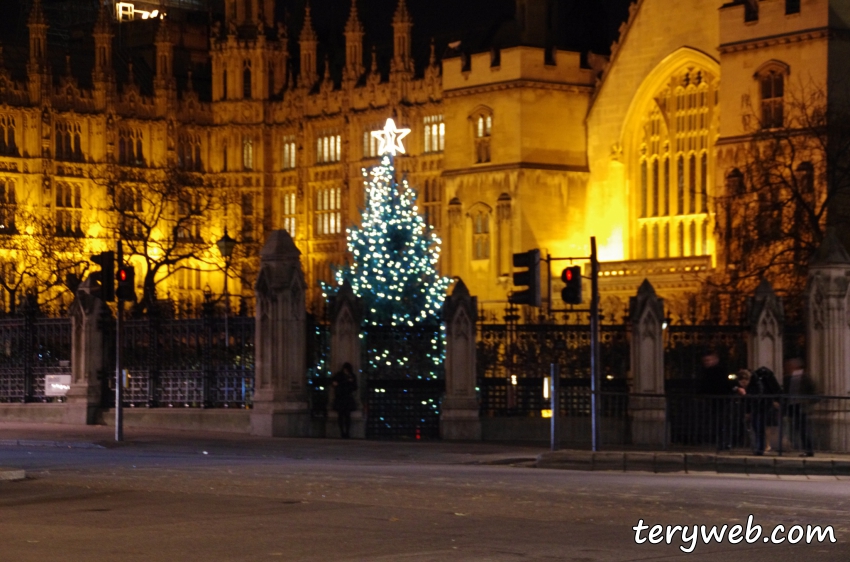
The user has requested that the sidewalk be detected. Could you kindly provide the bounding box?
[0,422,544,466]
[537,449,850,476]
[3,421,849,476]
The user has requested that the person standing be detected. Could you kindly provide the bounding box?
[737,367,782,455]
[783,358,815,457]
[332,362,358,439]
[701,351,735,450]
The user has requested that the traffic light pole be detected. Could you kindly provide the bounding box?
[115,242,124,442]
[589,236,600,452]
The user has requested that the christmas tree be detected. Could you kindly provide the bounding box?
[325,119,451,328]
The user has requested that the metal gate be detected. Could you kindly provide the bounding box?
[362,324,444,439]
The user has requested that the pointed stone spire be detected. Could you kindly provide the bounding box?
[391,0,413,76]
[320,55,333,94]
[343,0,364,84]
[299,3,317,43]
[28,0,48,67]
[392,0,411,25]
[29,0,46,26]
[65,54,72,77]
[429,38,436,66]
[299,3,318,88]
[345,0,363,34]
[93,1,114,86]
[95,1,112,35]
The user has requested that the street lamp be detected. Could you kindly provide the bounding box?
[216,228,237,348]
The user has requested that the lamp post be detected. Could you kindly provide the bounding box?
[216,228,237,349]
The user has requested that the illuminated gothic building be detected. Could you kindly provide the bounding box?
[0,0,840,318]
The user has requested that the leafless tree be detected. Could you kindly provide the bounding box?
[709,81,850,322]
[94,166,226,313]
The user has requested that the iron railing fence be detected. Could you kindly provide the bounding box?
[361,324,445,439]
[660,393,850,454]
[528,391,850,454]
[307,319,331,419]
[109,314,255,408]
[0,315,72,403]
[664,324,749,382]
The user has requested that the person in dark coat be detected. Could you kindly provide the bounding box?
[332,362,358,439]
[783,358,816,457]
[737,367,782,455]
[701,351,736,449]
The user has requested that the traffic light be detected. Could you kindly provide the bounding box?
[90,251,115,301]
[509,249,541,307]
[561,265,582,304]
[116,265,136,302]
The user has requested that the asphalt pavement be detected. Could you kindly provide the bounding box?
[1,422,849,561]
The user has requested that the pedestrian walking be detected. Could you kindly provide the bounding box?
[332,362,358,439]
[737,367,781,455]
[783,358,815,457]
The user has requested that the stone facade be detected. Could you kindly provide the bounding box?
[0,0,844,319]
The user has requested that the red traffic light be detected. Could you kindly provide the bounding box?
[564,269,573,282]
[118,269,128,282]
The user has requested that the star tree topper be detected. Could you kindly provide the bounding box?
[371,118,411,156]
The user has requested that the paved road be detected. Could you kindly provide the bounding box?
[0,426,848,561]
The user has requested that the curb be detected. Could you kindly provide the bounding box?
[0,467,26,481]
[536,450,850,477]
[0,439,105,449]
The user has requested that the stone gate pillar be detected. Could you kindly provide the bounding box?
[65,278,107,425]
[628,279,666,446]
[251,230,310,437]
[329,280,364,438]
[440,279,481,440]
[748,279,784,375]
[806,230,850,451]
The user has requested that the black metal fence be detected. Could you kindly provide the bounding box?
[0,312,72,403]
[112,313,255,408]
[362,324,445,439]
[581,392,850,454]
[477,322,630,417]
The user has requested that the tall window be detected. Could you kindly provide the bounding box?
[424,115,445,153]
[242,136,253,170]
[116,188,144,240]
[0,179,16,234]
[178,134,202,171]
[472,208,490,260]
[280,190,296,234]
[635,68,717,259]
[55,122,82,161]
[222,69,228,100]
[363,125,382,158]
[241,192,256,242]
[422,178,441,229]
[55,182,82,237]
[760,69,785,129]
[118,129,144,166]
[317,132,341,163]
[315,187,341,236]
[243,60,252,99]
[472,109,492,164]
[0,116,16,156]
[282,135,296,169]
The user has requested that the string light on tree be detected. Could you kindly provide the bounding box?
[324,118,451,379]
